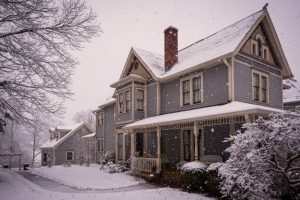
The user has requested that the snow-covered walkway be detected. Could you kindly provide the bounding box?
[0,169,215,200]
[19,170,157,193]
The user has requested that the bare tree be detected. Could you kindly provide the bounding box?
[0,0,101,131]
[73,110,95,129]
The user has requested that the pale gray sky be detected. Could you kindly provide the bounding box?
[63,0,300,124]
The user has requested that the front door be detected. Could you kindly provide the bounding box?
[136,133,143,157]
[43,153,47,165]
[183,130,192,161]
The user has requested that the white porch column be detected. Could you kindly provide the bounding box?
[156,126,161,174]
[130,131,135,157]
[200,129,204,160]
[122,133,126,162]
[193,122,199,161]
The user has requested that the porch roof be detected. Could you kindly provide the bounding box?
[125,101,283,129]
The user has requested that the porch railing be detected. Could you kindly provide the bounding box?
[131,157,159,174]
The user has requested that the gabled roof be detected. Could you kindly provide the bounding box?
[40,122,94,149]
[119,7,292,82]
[124,101,283,129]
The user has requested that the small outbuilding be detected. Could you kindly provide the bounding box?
[40,122,94,166]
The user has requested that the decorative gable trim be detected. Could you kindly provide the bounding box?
[234,9,293,79]
[118,48,157,81]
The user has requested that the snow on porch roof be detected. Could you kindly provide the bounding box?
[124,101,283,129]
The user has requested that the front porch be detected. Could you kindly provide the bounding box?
[117,101,283,174]
[128,116,245,174]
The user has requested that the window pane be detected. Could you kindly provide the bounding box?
[183,80,190,92]
[183,92,190,105]
[193,90,200,103]
[262,89,267,102]
[193,77,200,89]
[254,87,259,101]
[261,76,267,89]
[253,73,259,87]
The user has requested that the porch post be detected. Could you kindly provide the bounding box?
[156,126,161,174]
[122,133,126,162]
[193,122,199,161]
[130,131,135,157]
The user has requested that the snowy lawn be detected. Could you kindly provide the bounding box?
[31,164,143,190]
[0,170,216,200]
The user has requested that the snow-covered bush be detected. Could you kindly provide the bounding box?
[99,161,128,174]
[206,162,224,196]
[219,113,300,200]
[181,161,207,192]
[99,151,115,165]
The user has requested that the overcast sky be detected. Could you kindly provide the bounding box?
[62,0,300,125]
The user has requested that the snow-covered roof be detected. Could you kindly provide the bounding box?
[41,122,92,148]
[98,96,116,109]
[125,101,283,129]
[131,10,264,80]
[81,132,95,139]
[283,80,300,103]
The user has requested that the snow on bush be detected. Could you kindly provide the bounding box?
[99,161,128,174]
[99,151,115,165]
[181,161,207,172]
[219,113,300,200]
[207,162,223,172]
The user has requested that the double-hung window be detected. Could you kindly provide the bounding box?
[180,73,203,107]
[98,113,104,126]
[118,93,124,113]
[125,91,130,112]
[252,70,268,103]
[136,89,144,111]
[66,151,74,161]
[97,139,104,152]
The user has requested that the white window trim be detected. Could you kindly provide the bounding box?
[135,88,144,111]
[252,69,269,104]
[262,45,269,60]
[251,39,258,56]
[255,33,265,43]
[98,112,104,127]
[97,138,104,152]
[65,151,74,161]
[180,72,203,107]
[117,89,130,114]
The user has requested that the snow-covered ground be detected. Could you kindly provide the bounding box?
[0,169,215,200]
[31,164,142,190]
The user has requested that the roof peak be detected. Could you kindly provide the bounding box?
[179,9,264,53]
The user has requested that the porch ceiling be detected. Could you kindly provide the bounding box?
[124,101,283,129]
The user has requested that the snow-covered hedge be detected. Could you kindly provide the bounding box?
[181,161,207,192]
[99,161,128,174]
[219,113,300,200]
[181,161,207,172]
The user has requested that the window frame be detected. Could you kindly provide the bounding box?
[136,88,144,111]
[117,89,130,114]
[125,90,131,112]
[98,112,104,127]
[252,69,269,104]
[180,72,203,107]
[65,151,74,161]
[97,139,104,152]
[251,39,258,56]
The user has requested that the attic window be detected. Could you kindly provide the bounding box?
[251,34,269,61]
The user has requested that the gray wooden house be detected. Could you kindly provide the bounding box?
[94,6,293,174]
[40,122,94,166]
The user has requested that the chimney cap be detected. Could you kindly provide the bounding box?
[164,26,178,33]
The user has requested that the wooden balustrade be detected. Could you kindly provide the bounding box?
[131,157,159,174]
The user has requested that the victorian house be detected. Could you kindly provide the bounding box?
[94,6,293,174]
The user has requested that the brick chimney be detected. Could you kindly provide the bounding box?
[164,26,178,71]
